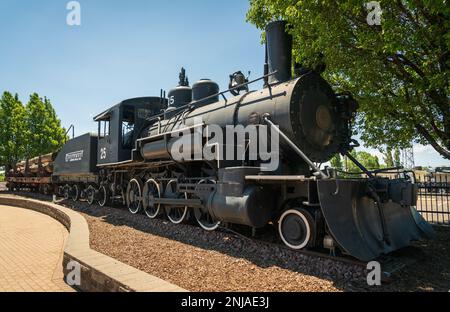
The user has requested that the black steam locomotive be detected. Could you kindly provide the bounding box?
[7,21,434,261]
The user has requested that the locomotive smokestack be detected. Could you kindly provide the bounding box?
[265,21,293,85]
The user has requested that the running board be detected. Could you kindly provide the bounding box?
[245,175,307,181]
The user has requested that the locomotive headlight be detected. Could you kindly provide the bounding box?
[297,88,335,150]
[315,105,332,131]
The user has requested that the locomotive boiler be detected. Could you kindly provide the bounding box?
[6,21,434,262]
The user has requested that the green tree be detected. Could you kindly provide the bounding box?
[0,92,27,170]
[359,151,381,170]
[25,93,66,158]
[330,154,343,170]
[43,96,67,152]
[347,150,381,173]
[247,0,449,159]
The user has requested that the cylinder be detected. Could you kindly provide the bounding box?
[266,21,293,84]
[208,185,274,228]
[206,167,274,228]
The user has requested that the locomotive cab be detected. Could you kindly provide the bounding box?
[94,97,167,166]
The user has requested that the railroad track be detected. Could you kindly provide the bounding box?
[218,225,423,281]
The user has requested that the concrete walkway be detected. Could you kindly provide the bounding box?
[0,205,74,292]
[0,195,186,292]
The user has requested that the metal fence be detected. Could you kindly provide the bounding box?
[415,174,449,226]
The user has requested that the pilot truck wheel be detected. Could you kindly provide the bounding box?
[278,208,315,250]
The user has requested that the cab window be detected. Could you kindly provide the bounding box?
[99,120,110,138]
[122,106,135,149]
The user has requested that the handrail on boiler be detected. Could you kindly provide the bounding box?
[145,71,279,124]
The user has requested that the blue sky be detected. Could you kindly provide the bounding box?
[0,0,448,167]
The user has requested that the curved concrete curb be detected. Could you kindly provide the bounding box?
[0,194,186,292]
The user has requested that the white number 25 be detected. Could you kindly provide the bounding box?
[100,147,107,160]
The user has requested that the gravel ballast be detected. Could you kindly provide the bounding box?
[3,191,449,292]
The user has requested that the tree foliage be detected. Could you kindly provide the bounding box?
[0,91,66,169]
[25,94,66,158]
[331,150,380,173]
[330,154,344,170]
[346,150,381,173]
[247,0,449,159]
[0,92,27,170]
